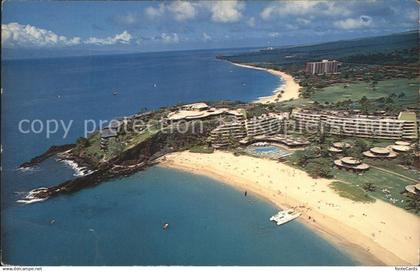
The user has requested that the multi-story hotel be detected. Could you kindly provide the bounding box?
[245,113,285,137]
[210,122,247,148]
[210,113,287,148]
[305,60,341,75]
[291,109,418,140]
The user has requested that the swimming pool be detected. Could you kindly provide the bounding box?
[245,144,290,159]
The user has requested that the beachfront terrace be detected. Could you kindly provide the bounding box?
[363,147,398,159]
[334,157,370,172]
[328,142,352,155]
[239,135,310,148]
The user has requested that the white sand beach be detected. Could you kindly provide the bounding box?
[160,151,420,265]
[232,63,301,103]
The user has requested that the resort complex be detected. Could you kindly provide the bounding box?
[13,27,420,267]
[291,109,418,140]
[97,102,419,159]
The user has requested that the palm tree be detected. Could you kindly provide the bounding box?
[362,183,376,192]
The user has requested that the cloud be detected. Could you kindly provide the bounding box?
[333,15,373,30]
[268,32,281,38]
[285,24,299,30]
[168,1,197,21]
[261,1,350,20]
[145,3,165,19]
[159,33,180,44]
[207,0,244,23]
[145,1,197,22]
[407,10,418,23]
[296,18,311,25]
[202,32,212,42]
[84,31,132,45]
[2,22,137,48]
[143,1,245,23]
[2,22,81,47]
[112,12,142,26]
[247,17,256,27]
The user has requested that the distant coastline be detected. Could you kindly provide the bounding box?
[159,151,419,266]
[229,62,301,103]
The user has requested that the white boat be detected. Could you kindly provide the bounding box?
[270,209,301,226]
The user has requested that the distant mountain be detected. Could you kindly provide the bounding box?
[221,30,419,66]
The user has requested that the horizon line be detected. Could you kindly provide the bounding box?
[3,29,417,61]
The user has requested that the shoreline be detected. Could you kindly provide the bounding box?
[159,151,419,266]
[58,157,95,177]
[231,62,301,103]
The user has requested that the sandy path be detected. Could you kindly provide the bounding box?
[159,151,420,265]
[231,63,301,103]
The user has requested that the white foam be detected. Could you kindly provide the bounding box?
[60,159,94,177]
[17,166,39,173]
[17,197,47,204]
[17,187,49,204]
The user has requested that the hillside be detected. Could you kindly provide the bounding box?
[222,31,418,66]
[221,31,419,110]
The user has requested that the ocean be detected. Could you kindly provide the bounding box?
[1,49,356,265]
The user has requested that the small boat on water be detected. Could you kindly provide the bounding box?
[270,209,301,226]
[163,223,169,230]
[113,90,119,95]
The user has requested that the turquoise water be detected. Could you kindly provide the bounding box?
[246,145,290,159]
[2,167,356,265]
[1,49,357,265]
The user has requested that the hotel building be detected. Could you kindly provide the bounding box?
[210,122,247,148]
[210,113,286,148]
[291,109,418,140]
[245,113,285,137]
[305,60,341,75]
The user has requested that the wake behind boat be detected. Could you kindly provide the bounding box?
[270,209,301,226]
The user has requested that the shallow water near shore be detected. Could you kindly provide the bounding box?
[2,167,356,265]
[2,49,356,265]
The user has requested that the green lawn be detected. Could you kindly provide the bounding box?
[73,128,160,163]
[364,159,420,181]
[82,133,105,161]
[332,167,416,209]
[285,136,419,211]
[277,97,313,108]
[329,181,375,203]
[311,78,419,105]
[124,129,159,150]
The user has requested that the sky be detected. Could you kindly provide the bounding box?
[2,0,418,53]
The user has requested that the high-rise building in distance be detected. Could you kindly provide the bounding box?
[305,60,341,75]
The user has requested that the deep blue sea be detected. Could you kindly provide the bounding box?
[1,49,357,265]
